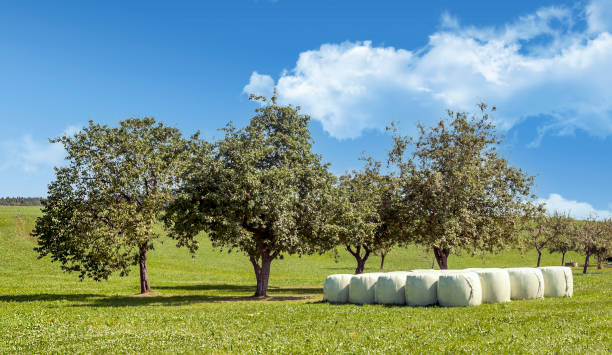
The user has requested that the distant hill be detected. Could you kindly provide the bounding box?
[0,197,43,206]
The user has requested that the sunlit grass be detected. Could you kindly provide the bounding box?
[1,206,610,353]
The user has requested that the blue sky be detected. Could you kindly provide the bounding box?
[1,0,611,219]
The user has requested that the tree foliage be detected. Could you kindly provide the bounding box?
[333,158,398,274]
[574,217,612,273]
[164,95,337,296]
[32,118,190,293]
[522,210,571,267]
[389,104,536,269]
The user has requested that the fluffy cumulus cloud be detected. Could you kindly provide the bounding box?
[0,125,80,172]
[243,0,612,140]
[538,193,612,220]
[242,71,275,98]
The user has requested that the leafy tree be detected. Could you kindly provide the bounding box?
[32,118,190,294]
[164,95,337,297]
[574,216,612,274]
[522,210,571,267]
[389,104,535,269]
[547,215,577,265]
[333,158,398,274]
[591,220,612,269]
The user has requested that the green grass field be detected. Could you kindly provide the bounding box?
[1,206,610,354]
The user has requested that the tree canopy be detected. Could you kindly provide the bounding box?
[32,118,191,293]
[333,157,398,274]
[389,104,536,269]
[164,95,337,296]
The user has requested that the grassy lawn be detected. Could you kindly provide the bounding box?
[0,206,610,354]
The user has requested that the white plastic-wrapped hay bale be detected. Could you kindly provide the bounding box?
[539,266,573,297]
[323,274,353,303]
[405,272,440,306]
[464,268,511,303]
[349,273,383,304]
[375,272,411,305]
[437,272,482,307]
[506,267,544,300]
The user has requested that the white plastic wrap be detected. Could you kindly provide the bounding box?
[465,268,511,303]
[539,266,573,297]
[375,272,411,305]
[323,274,353,303]
[506,267,544,300]
[437,272,483,307]
[405,272,440,306]
[348,273,383,304]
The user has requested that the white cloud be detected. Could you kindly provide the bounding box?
[243,71,275,98]
[245,1,612,140]
[0,125,81,172]
[537,193,612,220]
[586,0,612,33]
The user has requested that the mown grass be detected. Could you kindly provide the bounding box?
[0,206,610,354]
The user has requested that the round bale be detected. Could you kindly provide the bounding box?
[506,267,544,300]
[375,272,411,305]
[323,274,353,303]
[538,266,573,297]
[437,272,483,307]
[465,268,511,303]
[349,273,383,304]
[405,272,440,306]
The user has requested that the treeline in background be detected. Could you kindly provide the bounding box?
[0,197,43,206]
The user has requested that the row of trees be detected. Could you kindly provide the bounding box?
[0,197,43,206]
[32,96,609,296]
[524,212,612,273]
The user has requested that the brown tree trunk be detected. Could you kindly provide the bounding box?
[433,247,450,269]
[536,249,542,267]
[597,255,602,269]
[583,252,590,274]
[379,252,386,271]
[561,252,566,266]
[347,245,371,274]
[250,254,273,297]
[139,245,151,294]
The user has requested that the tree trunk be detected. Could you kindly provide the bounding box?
[561,251,566,266]
[536,249,542,267]
[139,246,151,294]
[250,255,273,297]
[379,252,386,271]
[347,245,371,274]
[433,247,450,269]
[583,252,590,274]
[597,255,602,269]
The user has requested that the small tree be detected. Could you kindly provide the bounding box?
[32,118,190,294]
[164,95,337,297]
[574,216,611,274]
[523,210,570,267]
[389,104,535,269]
[548,216,577,265]
[592,220,612,269]
[333,158,397,274]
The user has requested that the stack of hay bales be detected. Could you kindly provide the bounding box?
[405,270,441,306]
[506,267,544,300]
[465,268,511,303]
[539,266,573,297]
[323,274,353,303]
[322,266,573,307]
[437,271,483,307]
[349,273,384,304]
[375,271,411,305]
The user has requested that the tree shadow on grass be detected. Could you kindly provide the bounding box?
[0,293,98,303]
[0,284,322,307]
[156,284,322,295]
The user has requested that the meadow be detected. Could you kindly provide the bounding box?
[0,206,610,354]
